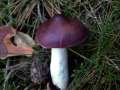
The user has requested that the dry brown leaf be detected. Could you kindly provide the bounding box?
[0,25,33,59]
[14,31,35,48]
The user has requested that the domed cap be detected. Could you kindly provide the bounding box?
[35,14,88,48]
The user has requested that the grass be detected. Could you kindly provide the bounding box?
[0,0,120,90]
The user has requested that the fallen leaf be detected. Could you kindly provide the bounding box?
[0,25,33,59]
[14,31,35,48]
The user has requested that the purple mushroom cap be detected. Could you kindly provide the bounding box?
[35,14,88,48]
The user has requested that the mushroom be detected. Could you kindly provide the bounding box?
[35,14,88,90]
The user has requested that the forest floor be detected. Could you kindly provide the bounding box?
[0,0,120,90]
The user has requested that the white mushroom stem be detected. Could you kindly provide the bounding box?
[50,48,69,90]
